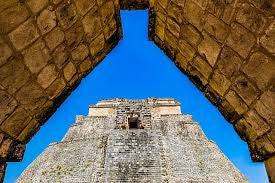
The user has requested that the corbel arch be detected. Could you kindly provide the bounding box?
[0,0,274,181]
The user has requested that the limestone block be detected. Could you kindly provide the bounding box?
[100,1,115,25]
[56,2,78,29]
[63,62,77,81]
[235,119,257,142]
[236,3,267,34]
[260,21,275,55]
[15,82,49,113]
[171,0,185,7]
[32,100,54,122]
[37,9,57,35]
[268,129,275,147]
[198,32,221,67]
[71,43,89,63]
[103,18,117,40]
[8,19,40,50]
[0,38,12,67]
[255,91,275,126]
[45,27,65,50]
[82,10,103,42]
[190,56,212,79]
[0,2,29,33]
[155,18,166,41]
[27,0,49,14]
[0,0,17,11]
[52,0,63,5]
[253,136,275,159]
[0,107,32,138]
[89,34,105,56]
[244,110,270,141]
[178,39,195,62]
[167,17,180,37]
[203,13,229,43]
[220,99,240,124]
[46,78,66,99]
[248,0,275,14]
[17,119,40,143]
[23,39,50,73]
[222,4,235,24]
[184,0,205,30]
[191,0,207,9]
[232,75,260,105]
[180,24,201,47]
[74,0,96,16]
[37,64,58,89]
[243,52,275,90]
[65,22,84,49]
[97,0,108,6]
[235,110,270,142]
[165,30,178,49]
[207,0,228,18]
[0,59,30,94]
[0,90,17,124]
[226,22,256,58]
[265,156,275,183]
[209,69,231,96]
[155,5,167,22]
[52,44,70,68]
[158,0,168,9]
[79,57,92,74]
[216,47,243,79]
[225,90,248,115]
[0,138,13,159]
[187,65,208,86]
[175,52,189,69]
[167,1,184,24]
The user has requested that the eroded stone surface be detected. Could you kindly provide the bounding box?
[0,0,121,171]
[149,0,275,167]
[0,0,274,181]
[17,99,248,183]
[265,155,275,183]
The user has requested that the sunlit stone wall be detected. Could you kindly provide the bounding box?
[0,0,275,181]
[0,0,122,167]
[149,0,275,163]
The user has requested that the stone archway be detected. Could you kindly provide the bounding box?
[0,0,274,182]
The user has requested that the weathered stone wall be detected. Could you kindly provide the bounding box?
[17,99,248,182]
[149,0,275,163]
[265,155,275,182]
[105,130,163,182]
[0,0,275,181]
[0,0,122,165]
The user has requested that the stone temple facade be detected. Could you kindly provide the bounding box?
[17,98,248,183]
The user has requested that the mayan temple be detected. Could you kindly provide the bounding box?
[17,98,248,182]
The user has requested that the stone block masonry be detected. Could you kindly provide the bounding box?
[17,98,248,182]
[148,0,275,169]
[1,0,275,181]
[0,0,122,170]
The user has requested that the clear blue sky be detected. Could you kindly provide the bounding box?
[6,10,268,183]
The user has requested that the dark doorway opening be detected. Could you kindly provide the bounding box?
[128,117,139,129]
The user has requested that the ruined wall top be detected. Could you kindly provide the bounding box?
[88,98,181,117]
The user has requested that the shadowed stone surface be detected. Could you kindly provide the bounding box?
[17,98,248,183]
[148,0,275,166]
[0,0,122,176]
